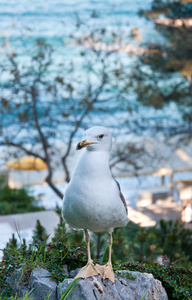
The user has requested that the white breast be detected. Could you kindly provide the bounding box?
[62,150,128,233]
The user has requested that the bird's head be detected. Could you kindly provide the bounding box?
[76,126,112,152]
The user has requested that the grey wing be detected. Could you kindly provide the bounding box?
[114,179,128,214]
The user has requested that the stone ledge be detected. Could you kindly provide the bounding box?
[5,267,168,300]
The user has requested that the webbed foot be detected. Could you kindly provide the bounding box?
[95,263,115,282]
[75,261,99,279]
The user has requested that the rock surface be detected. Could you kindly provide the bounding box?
[6,267,168,300]
[59,269,168,300]
[29,268,57,300]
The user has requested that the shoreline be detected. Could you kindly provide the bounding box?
[155,17,192,28]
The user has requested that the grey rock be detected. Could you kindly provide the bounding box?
[58,270,168,300]
[118,271,168,300]
[70,268,81,278]
[29,268,57,300]
[57,276,105,300]
[6,267,168,300]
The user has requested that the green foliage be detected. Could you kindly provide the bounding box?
[91,232,108,261]
[157,219,192,263]
[0,237,86,298]
[101,220,192,266]
[141,289,148,300]
[0,289,52,300]
[115,270,137,279]
[6,233,18,249]
[140,0,192,19]
[0,290,33,300]
[133,0,192,131]
[129,226,160,263]
[100,221,139,264]
[51,216,85,248]
[0,175,6,188]
[3,234,18,261]
[33,220,48,244]
[51,216,66,243]
[1,219,192,299]
[0,179,44,215]
[66,230,85,247]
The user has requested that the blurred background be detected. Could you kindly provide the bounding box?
[0,0,192,266]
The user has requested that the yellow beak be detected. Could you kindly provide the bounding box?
[76,139,96,150]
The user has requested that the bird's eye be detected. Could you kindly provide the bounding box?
[98,134,104,139]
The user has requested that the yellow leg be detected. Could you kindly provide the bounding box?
[75,229,99,279]
[108,233,112,265]
[98,233,115,282]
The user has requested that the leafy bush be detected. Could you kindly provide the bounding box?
[1,218,192,299]
[33,220,49,244]
[101,220,192,267]
[156,219,192,263]
[0,238,86,298]
[0,291,34,300]
[0,176,44,215]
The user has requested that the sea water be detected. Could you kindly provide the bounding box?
[0,0,181,134]
[0,0,155,43]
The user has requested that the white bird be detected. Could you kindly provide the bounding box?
[62,126,128,282]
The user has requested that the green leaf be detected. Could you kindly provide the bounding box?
[115,271,137,280]
[60,277,81,300]
[141,289,148,300]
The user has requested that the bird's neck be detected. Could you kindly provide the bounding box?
[74,150,111,178]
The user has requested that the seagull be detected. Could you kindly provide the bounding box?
[62,126,128,282]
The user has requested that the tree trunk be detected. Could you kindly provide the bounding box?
[62,157,70,183]
[45,164,64,199]
[45,176,64,199]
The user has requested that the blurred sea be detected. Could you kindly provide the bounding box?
[0,0,156,44]
[0,0,181,131]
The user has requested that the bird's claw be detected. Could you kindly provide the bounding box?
[95,263,115,283]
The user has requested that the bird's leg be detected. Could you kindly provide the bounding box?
[100,233,115,282]
[75,229,99,279]
[108,233,113,266]
[86,229,94,265]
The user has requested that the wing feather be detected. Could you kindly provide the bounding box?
[114,179,128,214]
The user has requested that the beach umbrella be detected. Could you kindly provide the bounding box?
[6,156,47,171]
[177,180,192,184]
[6,156,48,187]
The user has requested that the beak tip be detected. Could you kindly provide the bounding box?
[76,139,95,151]
[76,142,81,151]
